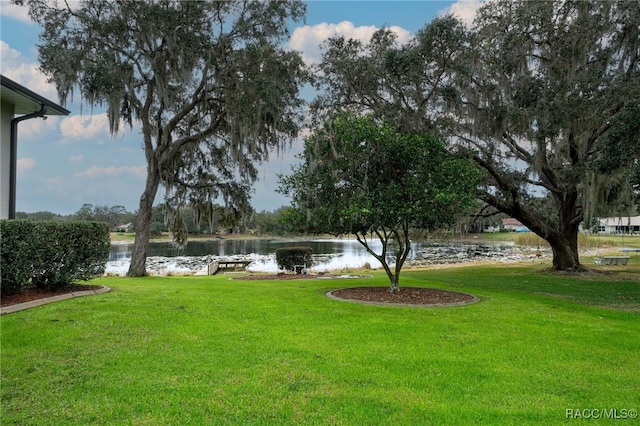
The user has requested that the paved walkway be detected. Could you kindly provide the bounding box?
[1,286,112,315]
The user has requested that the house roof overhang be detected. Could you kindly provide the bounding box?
[1,74,70,116]
[1,75,71,219]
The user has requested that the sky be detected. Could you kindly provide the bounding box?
[0,0,482,215]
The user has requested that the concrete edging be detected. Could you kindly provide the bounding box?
[1,286,112,315]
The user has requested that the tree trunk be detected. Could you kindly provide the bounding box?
[495,187,584,271]
[550,242,580,270]
[389,273,400,293]
[354,231,400,292]
[374,252,398,293]
[548,226,582,271]
[519,220,581,271]
[548,190,583,271]
[127,165,161,277]
[388,226,411,293]
[521,205,582,271]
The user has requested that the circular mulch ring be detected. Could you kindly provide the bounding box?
[327,287,480,308]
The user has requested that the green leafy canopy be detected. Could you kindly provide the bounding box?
[279,115,478,290]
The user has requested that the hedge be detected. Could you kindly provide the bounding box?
[275,247,313,273]
[1,220,110,295]
[0,220,38,295]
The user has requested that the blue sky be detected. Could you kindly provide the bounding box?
[0,0,480,215]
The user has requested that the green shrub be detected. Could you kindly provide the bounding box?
[275,247,313,273]
[0,220,39,295]
[1,220,110,294]
[31,222,110,290]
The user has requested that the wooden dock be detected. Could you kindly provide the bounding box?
[207,259,253,275]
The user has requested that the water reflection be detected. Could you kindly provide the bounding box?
[109,238,516,273]
[109,238,388,261]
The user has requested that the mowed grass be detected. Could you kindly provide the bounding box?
[2,262,639,425]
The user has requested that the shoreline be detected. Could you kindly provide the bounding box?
[105,245,607,277]
[110,232,316,244]
[107,232,622,276]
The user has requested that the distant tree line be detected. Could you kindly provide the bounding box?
[16,204,300,237]
[16,204,135,230]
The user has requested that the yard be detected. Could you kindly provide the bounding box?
[1,262,639,425]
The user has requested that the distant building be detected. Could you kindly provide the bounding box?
[114,223,133,233]
[1,75,70,219]
[595,216,640,234]
[483,225,500,233]
[502,218,529,232]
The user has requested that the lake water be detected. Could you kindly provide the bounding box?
[108,238,518,273]
[109,238,376,261]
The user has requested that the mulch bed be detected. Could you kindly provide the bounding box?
[328,287,479,307]
[1,284,102,307]
[238,274,478,306]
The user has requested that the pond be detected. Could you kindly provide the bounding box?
[108,238,519,274]
[109,238,373,261]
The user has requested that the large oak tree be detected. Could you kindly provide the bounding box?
[17,0,308,276]
[312,1,640,271]
[458,0,640,270]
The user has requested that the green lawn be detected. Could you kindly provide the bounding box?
[2,263,639,425]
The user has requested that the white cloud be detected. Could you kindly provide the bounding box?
[288,21,411,64]
[74,165,147,180]
[0,40,59,100]
[17,157,36,172]
[0,1,33,24]
[1,0,81,24]
[14,115,61,140]
[59,114,109,141]
[441,0,484,27]
[59,114,140,144]
[69,155,84,163]
[45,176,64,186]
[0,40,21,61]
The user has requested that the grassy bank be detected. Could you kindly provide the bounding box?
[471,231,640,250]
[2,263,639,425]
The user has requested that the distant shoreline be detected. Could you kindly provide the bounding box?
[110,232,282,243]
[110,231,638,251]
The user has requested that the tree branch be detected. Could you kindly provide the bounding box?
[501,132,533,162]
